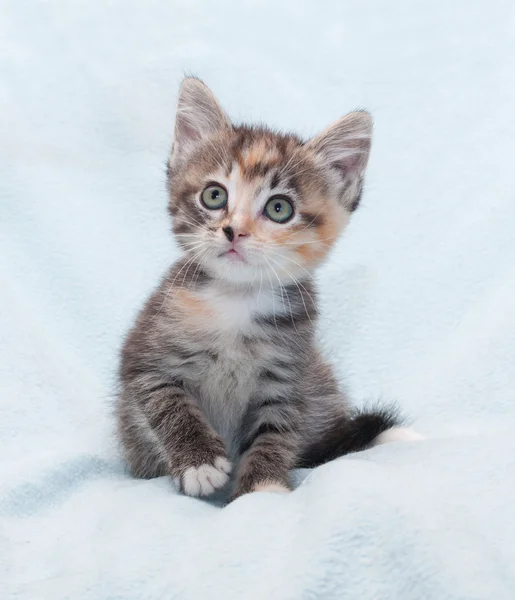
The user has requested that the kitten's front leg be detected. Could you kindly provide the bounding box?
[232,390,302,499]
[140,382,232,497]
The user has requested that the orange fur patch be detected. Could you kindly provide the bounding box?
[246,141,278,167]
[317,210,345,245]
[174,289,214,323]
[293,197,348,267]
[237,141,282,179]
[295,242,326,264]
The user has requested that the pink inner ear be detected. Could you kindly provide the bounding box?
[337,153,361,172]
[309,112,372,179]
[331,148,368,177]
[176,118,202,146]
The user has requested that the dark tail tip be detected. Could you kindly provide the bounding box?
[297,404,403,468]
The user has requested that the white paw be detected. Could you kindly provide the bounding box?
[181,457,232,497]
[252,480,290,494]
[374,427,424,446]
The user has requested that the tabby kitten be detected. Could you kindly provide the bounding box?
[117,77,418,500]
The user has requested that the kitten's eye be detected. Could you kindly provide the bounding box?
[201,184,228,210]
[263,196,294,224]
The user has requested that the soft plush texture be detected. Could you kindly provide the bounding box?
[1,1,515,598]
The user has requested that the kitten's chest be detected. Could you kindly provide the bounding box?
[178,287,279,443]
[197,340,257,442]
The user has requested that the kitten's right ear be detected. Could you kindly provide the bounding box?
[307,111,373,178]
[306,111,373,211]
[171,77,231,157]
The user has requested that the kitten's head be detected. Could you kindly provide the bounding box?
[167,77,372,286]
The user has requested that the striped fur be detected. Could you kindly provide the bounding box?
[117,77,402,500]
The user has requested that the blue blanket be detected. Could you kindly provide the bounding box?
[2,1,515,598]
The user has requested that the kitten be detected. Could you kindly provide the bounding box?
[117,77,418,500]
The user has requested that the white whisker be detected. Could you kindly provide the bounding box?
[266,253,315,327]
[264,247,315,284]
[261,254,302,340]
[266,234,338,247]
[151,245,208,320]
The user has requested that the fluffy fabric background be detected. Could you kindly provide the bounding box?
[1,1,515,598]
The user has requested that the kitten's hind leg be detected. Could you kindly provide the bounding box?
[231,388,302,500]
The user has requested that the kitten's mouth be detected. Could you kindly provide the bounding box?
[221,248,247,263]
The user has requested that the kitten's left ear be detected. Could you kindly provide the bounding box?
[307,111,373,210]
[171,77,231,158]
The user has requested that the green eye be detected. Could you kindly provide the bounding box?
[201,184,228,210]
[263,196,294,223]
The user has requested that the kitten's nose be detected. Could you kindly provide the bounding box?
[222,226,234,242]
[223,226,248,242]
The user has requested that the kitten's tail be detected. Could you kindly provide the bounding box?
[297,405,422,468]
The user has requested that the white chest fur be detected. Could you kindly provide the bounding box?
[198,284,281,336]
